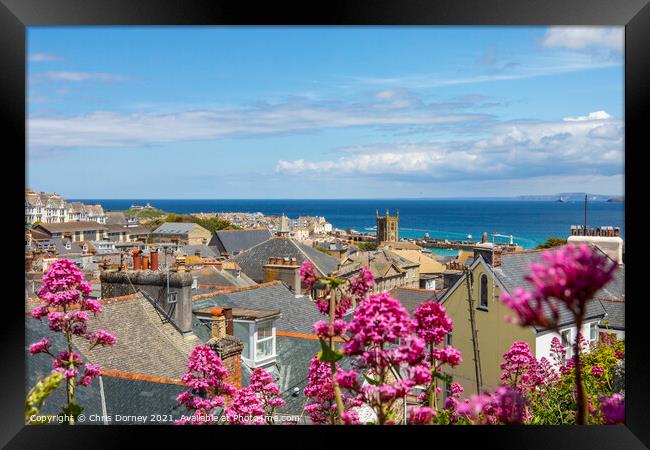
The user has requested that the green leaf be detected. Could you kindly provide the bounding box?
[363,374,380,386]
[317,338,343,363]
[59,402,84,425]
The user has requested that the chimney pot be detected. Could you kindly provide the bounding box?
[150,250,159,271]
[223,307,233,336]
[614,227,620,237]
[133,253,142,271]
[482,232,488,244]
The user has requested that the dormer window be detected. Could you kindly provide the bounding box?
[233,318,277,368]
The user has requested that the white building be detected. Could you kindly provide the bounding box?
[25,189,107,225]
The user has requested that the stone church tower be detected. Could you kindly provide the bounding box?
[376,209,399,243]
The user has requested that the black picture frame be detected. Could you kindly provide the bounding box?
[1,0,647,448]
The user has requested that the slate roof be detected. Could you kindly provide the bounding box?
[192,281,323,334]
[36,221,107,233]
[33,237,84,256]
[106,212,128,225]
[210,229,273,255]
[66,293,201,379]
[181,245,218,258]
[489,247,624,331]
[389,287,439,314]
[190,265,256,288]
[233,237,339,282]
[152,222,207,235]
[26,317,186,424]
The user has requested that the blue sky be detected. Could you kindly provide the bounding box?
[27,26,624,198]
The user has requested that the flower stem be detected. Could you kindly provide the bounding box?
[329,286,345,424]
[573,323,587,425]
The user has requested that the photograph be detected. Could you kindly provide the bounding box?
[22,24,627,429]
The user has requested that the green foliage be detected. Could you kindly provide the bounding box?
[25,371,64,424]
[528,336,624,425]
[190,216,241,233]
[356,241,378,251]
[318,338,344,363]
[536,237,567,249]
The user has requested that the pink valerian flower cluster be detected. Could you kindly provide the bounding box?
[455,386,529,425]
[500,244,617,328]
[29,258,116,416]
[499,341,541,392]
[299,260,319,291]
[313,319,347,339]
[347,266,375,299]
[412,302,453,346]
[175,345,237,425]
[600,393,624,424]
[29,337,51,355]
[304,356,363,424]
[338,293,433,423]
[591,365,604,378]
[225,388,267,425]
[248,368,285,418]
[408,406,436,425]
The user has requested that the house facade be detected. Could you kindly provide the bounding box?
[25,189,107,225]
[151,222,212,245]
[439,242,624,398]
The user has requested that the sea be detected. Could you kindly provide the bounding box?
[71,198,625,252]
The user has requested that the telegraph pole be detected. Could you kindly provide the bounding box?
[584,194,588,230]
[464,266,483,394]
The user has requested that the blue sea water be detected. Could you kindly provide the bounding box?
[71,198,625,250]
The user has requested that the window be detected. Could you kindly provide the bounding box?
[446,333,453,347]
[479,274,488,309]
[561,329,573,357]
[444,377,453,400]
[589,322,598,342]
[255,321,275,362]
[234,322,250,360]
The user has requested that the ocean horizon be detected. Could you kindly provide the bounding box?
[71,198,625,250]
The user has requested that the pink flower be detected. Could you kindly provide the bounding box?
[341,410,361,425]
[499,341,540,392]
[335,370,360,390]
[591,365,604,378]
[600,393,624,424]
[31,305,49,320]
[347,266,375,298]
[615,351,624,360]
[299,260,319,290]
[83,298,103,314]
[88,329,117,347]
[225,387,266,424]
[433,346,462,368]
[408,406,436,424]
[412,302,453,346]
[450,382,463,398]
[29,337,51,355]
[500,244,617,328]
[249,368,285,414]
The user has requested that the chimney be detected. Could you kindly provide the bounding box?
[150,250,159,271]
[209,307,227,339]
[211,335,243,388]
[567,226,624,265]
[176,255,186,273]
[133,253,142,271]
[99,270,194,334]
[614,227,620,237]
[142,255,150,270]
[481,232,488,244]
[596,228,601,237]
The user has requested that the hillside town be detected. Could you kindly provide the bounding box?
[24,189,625,424]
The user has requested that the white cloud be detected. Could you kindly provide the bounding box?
[28,100,485,149]
[34,71,130,82]
[563,110,612,122]
[541,27,623,53]
[276,112,623,181]
[29,53,60,62]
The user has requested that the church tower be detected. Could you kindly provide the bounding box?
[376,209,399,243]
